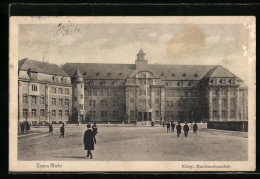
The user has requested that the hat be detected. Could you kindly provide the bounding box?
[87,124,91,128]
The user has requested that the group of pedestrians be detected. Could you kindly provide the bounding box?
[166,121,198,137]
[20,122,30,134]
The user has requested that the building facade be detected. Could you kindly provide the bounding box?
[18,59,72,125]
[61,49,248,130]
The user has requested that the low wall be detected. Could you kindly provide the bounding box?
[207,121,248,132]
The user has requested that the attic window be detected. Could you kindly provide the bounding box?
[172,73,175,77]
[83,72,87,75]
[161,73,164,76]
[108,73,111,76]
[194,73,198,77]
[119,73,122,76]
[189,81,194,86]
[183,73,186,77]
[96,72,99,76]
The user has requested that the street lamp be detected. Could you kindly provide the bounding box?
[47,111,51,125]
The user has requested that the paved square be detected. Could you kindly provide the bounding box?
[18,124,248,161]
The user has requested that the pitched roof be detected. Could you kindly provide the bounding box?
[62,63,223,80]
[19,58,69,77]
[73,69,83,78]
[208,65,236,78]
[137,49,146,55]
[62,63,136,80]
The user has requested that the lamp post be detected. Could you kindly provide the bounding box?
[47,111,51,125]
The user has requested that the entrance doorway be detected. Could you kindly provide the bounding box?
[137,112,152,121]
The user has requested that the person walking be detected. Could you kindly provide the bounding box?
[166,121,170,133]
[92,122,98,136]
[60,123,65,138]
[84,124,96,159]
[176,122,182,137]
[171,122,175,133]
[26,122,30,132]
[151,121,154,127]
[49,124,53,135]
[193,122,198,134]
[20,123,24,134]
[183,122,190,137]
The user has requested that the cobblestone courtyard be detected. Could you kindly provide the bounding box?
[18,124,248,161]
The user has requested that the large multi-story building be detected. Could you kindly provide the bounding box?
[61,49,248,130]
[18,58,72,125]
[18,49,248,131]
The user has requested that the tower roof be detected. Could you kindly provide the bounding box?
[73,69,83,78]
[137,49,146,55]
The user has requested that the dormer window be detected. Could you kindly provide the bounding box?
[53,76,58,82]
[83,72,87,75]
[96,72,99,76]
[119,73,122,76]
[61,77,67,84]
[222,79,226,84]
[161,73,164,76]
[172,73,175,77]
[108,73,111,76]
[113,81,117,86]
[28,70,38,80]
[194,73,198,77]
[89,81,94,86]
[183,73,186,77]
[189,81,194,86]
[213,78,217,84]
[230,78,235,84]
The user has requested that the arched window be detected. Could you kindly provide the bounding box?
[178,81,183,87]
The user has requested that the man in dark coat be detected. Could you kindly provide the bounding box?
[183,122,189,137]
[60,123,65,138]
[92,122,98,136]
[84,124,96,159]
[49,124,53,135]
[176,122,182,137]
[20,123,24,134]
[151,121,154,127]
[193,122,198,133]
[171,122,175,133]
[166,121,170,133]
[26,123,30,132]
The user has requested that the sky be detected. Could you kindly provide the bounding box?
[19,22,250,83]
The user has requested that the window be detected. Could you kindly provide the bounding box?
[32,109,36,117]
[52,110,56,117]
[230,79,235,84]
[213,98,217,107]
[100,91,103,96]
[40,96,44,104]
[101,81,107,86]
[32,96,37,104]
[222,98,227,107]
[23,109,28,118]
[130,90,134,95]
[231,88,236,95]
[93,91,97,96]
[222,79,226,84]
[89,100,95,106]
[113,100,118,107]
[178,81,183,87]
[113,111,119,118]
[213,78,217,84]
[81,95,83,99]
[74,97,77,101]
[89,81,94,86]
[52,98,56,105]
[79,104,83,110]
[130,110,134,118]
[213,89,218,95]
[32,84,38,91]
[167,101,170,107]
[213,110,218,118]
[155,99,159,106]
[231,98,235,107]
[65,89,69,95]
[59,110,62,117]
[130,98,134,104]
[65,99,69,105]
[23,95,28,103]
[101,100,107,106]
[40,109,45,116]
[52,87,56,94]
[155,111,159,118]
[104,90,108,96]
[81,84,83,88]
[222,110,227,118]
[155,90,160,96]
[65,110,69,116]
[222,88,227,95]
[170,101,173,107]
[58,88,63,94]
[62,78,67,84]
[139,90,142,96]
[231,110,235,118]
[101,111,107,118]
[59,98,63,105]
[88,90,92,96]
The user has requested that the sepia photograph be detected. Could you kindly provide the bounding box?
[9,16,256,172]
